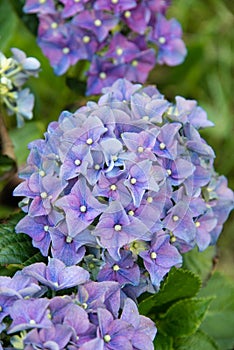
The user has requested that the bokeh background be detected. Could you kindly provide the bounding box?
[1,0,233,278]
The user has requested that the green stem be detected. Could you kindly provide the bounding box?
[3,96,17,114]
[4,65,22,79]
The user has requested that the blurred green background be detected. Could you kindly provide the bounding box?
[1,0,233,278]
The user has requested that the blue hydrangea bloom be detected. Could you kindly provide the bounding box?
[13,79,233,295]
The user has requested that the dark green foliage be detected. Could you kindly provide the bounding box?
[0,213,46,275]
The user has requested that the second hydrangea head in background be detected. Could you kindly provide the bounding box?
[23,0,187,95]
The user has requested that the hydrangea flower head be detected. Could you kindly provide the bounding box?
[14,79,233,296]
[23,0,187,94]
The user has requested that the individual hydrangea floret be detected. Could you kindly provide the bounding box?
[23,0,186,94]
[14,79,234,298]
[0,48,40,127]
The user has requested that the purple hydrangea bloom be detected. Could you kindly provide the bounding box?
[8,298,52,333]
[73,10,118,43]
[22,257,90,290]
[139,233,182,286]
[56,177,107,237]
[23,0,187,94]
[98,250,140,287]
[121,298,157,350]
[122,3,151,35]
[0,274,41,323]
[94,200,151,260]
[60,0,89,18]
[24,324,73,350]
[23,0,56,15]
[13,79,233,295]
[96,307,134,349]
[94,0,137,13]
[150,14,187,66]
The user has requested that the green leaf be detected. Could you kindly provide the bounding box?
[174,330,220,350]
[0,0,18,50]
[182,246,217,282]
[154,333,174,350]
[159,297,213,337]
[9,0,38,36]
[139,268,201,315]
[66,77,87,96]
[199,272,234,349]
[9,121,44,166]
[0,213,46,272]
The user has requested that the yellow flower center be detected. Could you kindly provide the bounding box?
[83,35,91,44]
[124,10,131,18]
[113,264,120,271]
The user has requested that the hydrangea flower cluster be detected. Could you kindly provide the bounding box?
[0,257,156,349]
[0,48,40,127]
[14,79,233,298]
[23,0,187,94]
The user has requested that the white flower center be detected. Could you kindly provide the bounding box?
[147,196,153,203]
[62,47,70,54]
[99,72,107,80]
[94,164,100,170]
[40,192,48,199]
[116,47,123,56]
[80,205,87,213]
[114,224,122,231]
[137,146,144,153]
[39,170,46,177]
[159,142,166,150]
[83,35,91,44]
[150,252,157,259]
[172,215,179,222]
[104,334,111,343]
[51,22,58,29]
[94,19,102,27]
[74,159,81,166]
[159,36,166,44]
[66,236,73,243]
[86,138,93,145]
[130,177,137,185]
